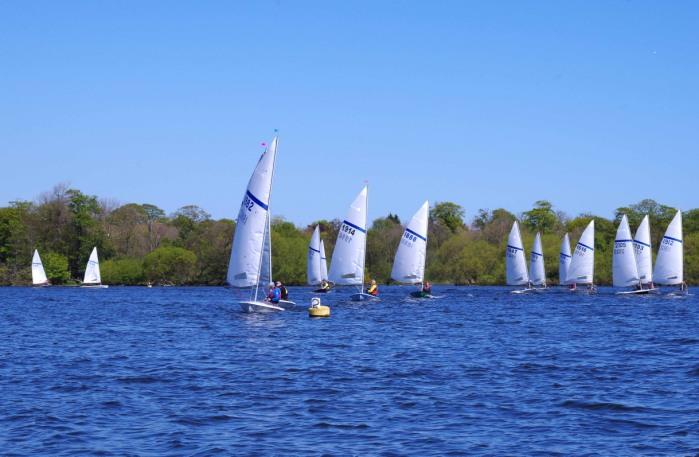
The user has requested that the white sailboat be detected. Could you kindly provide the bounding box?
[307,225,323,286]
[559,233,572,287]
[653,210,687,295]
[227,136,295,312]
[529,232,546,289]
[31,249,49,286]
[328,186,375,301]
[566,220,595,292]
[633,215,657,292]
[613,215,642,294]
[506,221,531,293]
[82,247,108,288]
[390,201,430,298]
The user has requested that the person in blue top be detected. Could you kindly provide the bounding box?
[266,282,281,304]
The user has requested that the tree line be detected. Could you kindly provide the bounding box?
[0,184,697,286]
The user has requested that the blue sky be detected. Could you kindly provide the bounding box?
[1,1,697,226]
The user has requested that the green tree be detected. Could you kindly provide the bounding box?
[143,246,197,284]
[522,200,558,234]
[43,252,71,284]
[430,202,465,233]
[101,258,145,285]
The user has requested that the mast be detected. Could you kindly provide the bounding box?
[252,132,278,302]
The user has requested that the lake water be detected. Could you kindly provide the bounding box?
[1,286,698,456]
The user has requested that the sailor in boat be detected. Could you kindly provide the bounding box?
[422,281,432,296]
[266,283,281,304]
[276,281,289,300]
[319,279,331,292]
[366,279,379,297]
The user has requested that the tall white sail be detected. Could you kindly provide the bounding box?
[319,240,329,282]
[566,220,595,285]
[227,137,278,289]
[529,232,546,286]
[633,215,653,285]
[391,200,429,284]
[328,186,368,286]
[31,250,48,285]
[307,225,322,286]
[653,210,683,285]
[559,233,572,285]
[83,247,102,285]
[506,221,529,286]
[612,215,639,288]
[260,212,272,287]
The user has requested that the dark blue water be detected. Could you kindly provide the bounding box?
[1,286,698,456]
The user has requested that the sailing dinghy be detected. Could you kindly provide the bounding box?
[506,221,532,294]
[227,136,295,312]
[559,233,572,287]
[529,232,546,290]
[31,249,49,286]
[566,220,596,293]
[328,186,376,301]
[633,215,658,293]
[653,210,687,295]
[82,247,108,288]
[390,201,431,298]
[613,215,643,294]
[308,226,331,293]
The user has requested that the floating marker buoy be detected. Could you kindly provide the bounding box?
[308,297,330,318]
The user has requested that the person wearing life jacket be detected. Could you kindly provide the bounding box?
[422,281,432,295]
[266,283,281,304]
[366,279,379,296]
[276,281,289,300]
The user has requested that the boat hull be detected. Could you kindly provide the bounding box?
[81,284,109,289]
[616,288,659,295]
[350,292,379,302]
[239,299,296,313]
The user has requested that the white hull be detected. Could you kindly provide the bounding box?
[511,288,535,295]
[239,299,296,313]
[81,284,109,289]
[350,292,379,302]
[616,288,659,295]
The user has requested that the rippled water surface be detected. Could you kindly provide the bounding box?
[1,286,699,456]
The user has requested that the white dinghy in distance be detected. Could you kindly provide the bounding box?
[82,247,108,288]
[653,210,687,295]
[307,225,323,287]
[328,186,376,301]
[559,233,572,287]
[633,215,658,293]
[31,249,49,286]
[320,240,329,284]
[390,201,431,298]
[613,215,643,295]
[529,232,546,290]
[506,221,532,294]
[566,220,596,293]
[227,136,295,313]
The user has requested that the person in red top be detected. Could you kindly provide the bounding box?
[366,279,379,296]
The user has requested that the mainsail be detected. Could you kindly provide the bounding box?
[390,201,429,284]
[559,233,572,285]
[319,240,329,282]
[529,232,546,286]
[83,247,102,285]
[506,221,529,286]
[31,249,48,285]
[307,225,323,286]
[328,186,368,286]
[633,215,653,285]
[612,215,640,287]
[566,220,595,285]
[653,210,683,285]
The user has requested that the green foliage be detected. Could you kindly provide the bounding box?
[144,246,197,284]
[43,252,70,284]
[101,258,145,285]
[430,202,465,233]
[0,185,697,286]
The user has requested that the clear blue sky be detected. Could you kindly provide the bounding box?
[1,1,697,226]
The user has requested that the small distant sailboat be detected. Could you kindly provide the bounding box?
[566,220,596,293]
[390,201,431,298]
[308,226,331,293]
[328,186,376,301]
[613,215,643,294]
[653,210,687,295]
[633,215,657,293]
[559,233,572,287]
[227,135,295,312]
[31,249,49,286]
[529,232,546,290]
[506,221,532,294]
[82,247,108,288]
